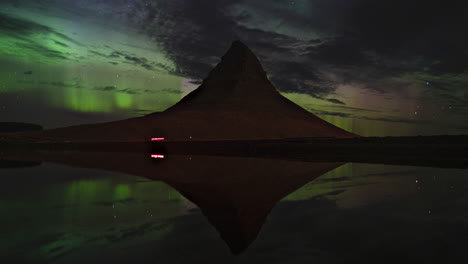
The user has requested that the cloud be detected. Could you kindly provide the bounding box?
[116,0,468,110]
[0,12,83,60]
[313,111,351,118]
[53,40,69,48]
[118,88,139,95]
[88,49,173,72]
[327,105,382,113]
[358,116,427,125]
[95,86,180,95]
[89,50,110,58]
[16,41,69,60]
[308,105,428,125]
[0,11,51,35]
[39,81,82,89]
[123,1,369,98]
[94,86,139,94]
[0,12,82,46]
[323,98,346,105]
[122,55,154,70]
[94,86,117,92]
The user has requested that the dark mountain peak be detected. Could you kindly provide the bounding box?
[166,40,278,111]
[204,40,268,84]
[230,39,249,50]
[222,40,260,64]
[223,40,258,62]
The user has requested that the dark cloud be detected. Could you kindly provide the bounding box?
[0,11,50,35]
[312,111,351,118]
[123,1,363,98]
[122,55,154,70]
[109,51,126,58]
[39,81,82,89]
[53,40,69,48]
[120,0,468,107]
[94,86,117,92]
[88,49,173,72]
[0,11,82,45]
[94,86,139,94]
[52,31,84,47]
[130,0,241,77]
[89,50,115,58]
[189,80,203,85]
[308,105,430,125]
[16,41,69,60]
[324,98,346,105]
[94,85,180,95]
[358,116,429,125]
[89,51,122,66]
[327,105,382,113]
[0,12,85,61]
[118,88,139,95]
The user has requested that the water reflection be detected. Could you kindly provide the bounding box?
[148,156,342,254]
[1,151,342,255]
[0,162,188,262]
[1,152,468,263]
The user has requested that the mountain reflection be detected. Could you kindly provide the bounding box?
[151,156,342,254]
[1,151,342,253]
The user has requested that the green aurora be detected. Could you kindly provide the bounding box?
[0,7,185,127]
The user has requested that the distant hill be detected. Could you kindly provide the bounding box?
[2,41,358,142]
[0,122,42,134]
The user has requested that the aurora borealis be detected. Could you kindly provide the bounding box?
[0,1,187,129]
[1,0,468,136]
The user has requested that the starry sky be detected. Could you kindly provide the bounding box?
[1,0,468,136]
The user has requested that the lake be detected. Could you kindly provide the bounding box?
[1,155,467,263]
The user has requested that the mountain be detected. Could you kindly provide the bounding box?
[4,41,358,142]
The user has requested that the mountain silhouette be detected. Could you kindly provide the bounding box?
[4,41,357,142]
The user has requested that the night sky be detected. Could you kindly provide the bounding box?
[1,0,468,136]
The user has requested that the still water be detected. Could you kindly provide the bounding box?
[1,155,467,263]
